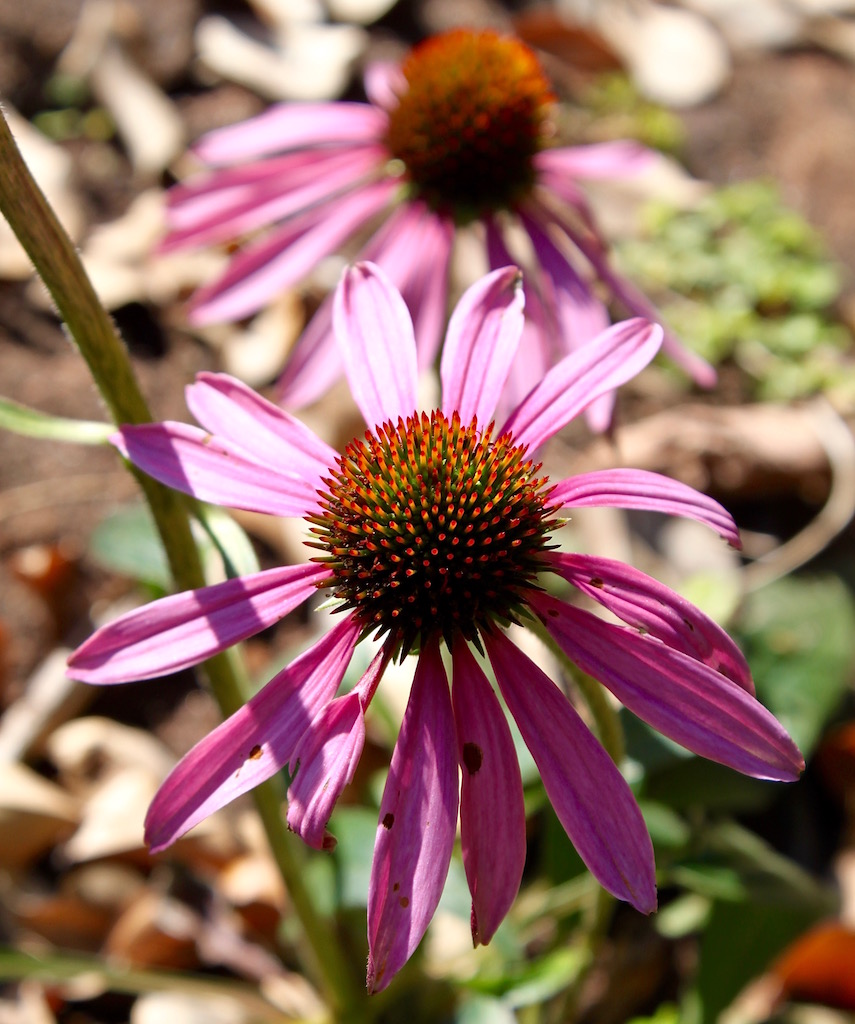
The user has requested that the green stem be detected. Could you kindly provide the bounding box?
[0,109,368,1021]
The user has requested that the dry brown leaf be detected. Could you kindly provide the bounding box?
[46,716,176,789]
[61,767,160,862]
[0,650,89,764]
[104,891,200,970]
[0,763,79,868]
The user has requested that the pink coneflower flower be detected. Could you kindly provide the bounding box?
[68,264,801,993]
[162,28,713,424]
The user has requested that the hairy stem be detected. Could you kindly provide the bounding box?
[0,109,369,1021]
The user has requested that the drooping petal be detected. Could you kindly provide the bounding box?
[440,266,524,427]
[547,552,753,692]
[549,468,741,549]
[189,179,398,324]
[186,372,336,484]
[276,202,449,409]
[521,210,614,432]
[334,262,419,430]
[367,639,458,993]
[162,146,386,252]
[451,638,526,947]
[534,141,656,179]
[67,562,330,683]
[144,616,361,851]
[275,291,341,410]
[286,650,388,849]
[112,422,321,517]
[531,593,804,782]
[549,204,717,388]
[486,628,656,913]
[193,102,389,164]
[364,61,406,110]
[501,318,663,452]
[394,208,454,371]
[521,211,610,352]
[485,219,553,415]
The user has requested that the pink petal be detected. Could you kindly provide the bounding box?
[186,372,336,484]
[286,650,387,849]
[531,593,805,782]
[276,202,444,410]
[367,640,458,993]
[363,61,406,110]
[193,103,389,164]
[501,318,663,452]
[286,692,365,850]
[334,262,419,430]
[163,146,385,252]
[144,615,361,851]
[547,552,753,692]
[485,219,553,416]
[440,266,524,427]
[67,562,330,683]
[521,211,610,352]
[452,639,526,946]
[112,422,321,518]
[521,210,615,433]
[189,179,398,325]
[393,208,453,372]
[486,628,656,913]
[549,206,717,388]
[534,141,656,179]
[549,468,741,548]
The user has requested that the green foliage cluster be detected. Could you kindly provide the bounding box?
[616,181,855,402]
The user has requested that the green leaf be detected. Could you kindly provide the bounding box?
[89,503,171,590]
[193,503,260,579]
[467,946,588,1008]
[735,575,855,758]
[0,396,112,443]
[455,996,517,1024]
[696,901,824,1024]
[329,806,378,909]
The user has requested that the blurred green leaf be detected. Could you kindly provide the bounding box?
[628,1004,681,1024]
[696,901,825,1024]
[654,893,711,939]
[615,180,854,403]
[91,501,262,593]
[90,504,171,590]
[638,800,691,850]
[645,757,782,814]
[455,996,517,1024]
[0,396,112,443]
[194,503,260,579]
[329,806,377,909]
[468,947,588,1008]
[736,575,855,758]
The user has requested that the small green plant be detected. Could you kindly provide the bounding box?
[616,181,855,403]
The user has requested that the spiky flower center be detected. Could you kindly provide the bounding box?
[384,29,555,219]
[307,410,556,657]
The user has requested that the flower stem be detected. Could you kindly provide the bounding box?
[528,615,623,1020]
[0,109,369,1021]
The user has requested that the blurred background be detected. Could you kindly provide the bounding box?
[3,1,855,1022]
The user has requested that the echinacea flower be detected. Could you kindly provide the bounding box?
[68,264,802,992]
[162,28,713,426]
